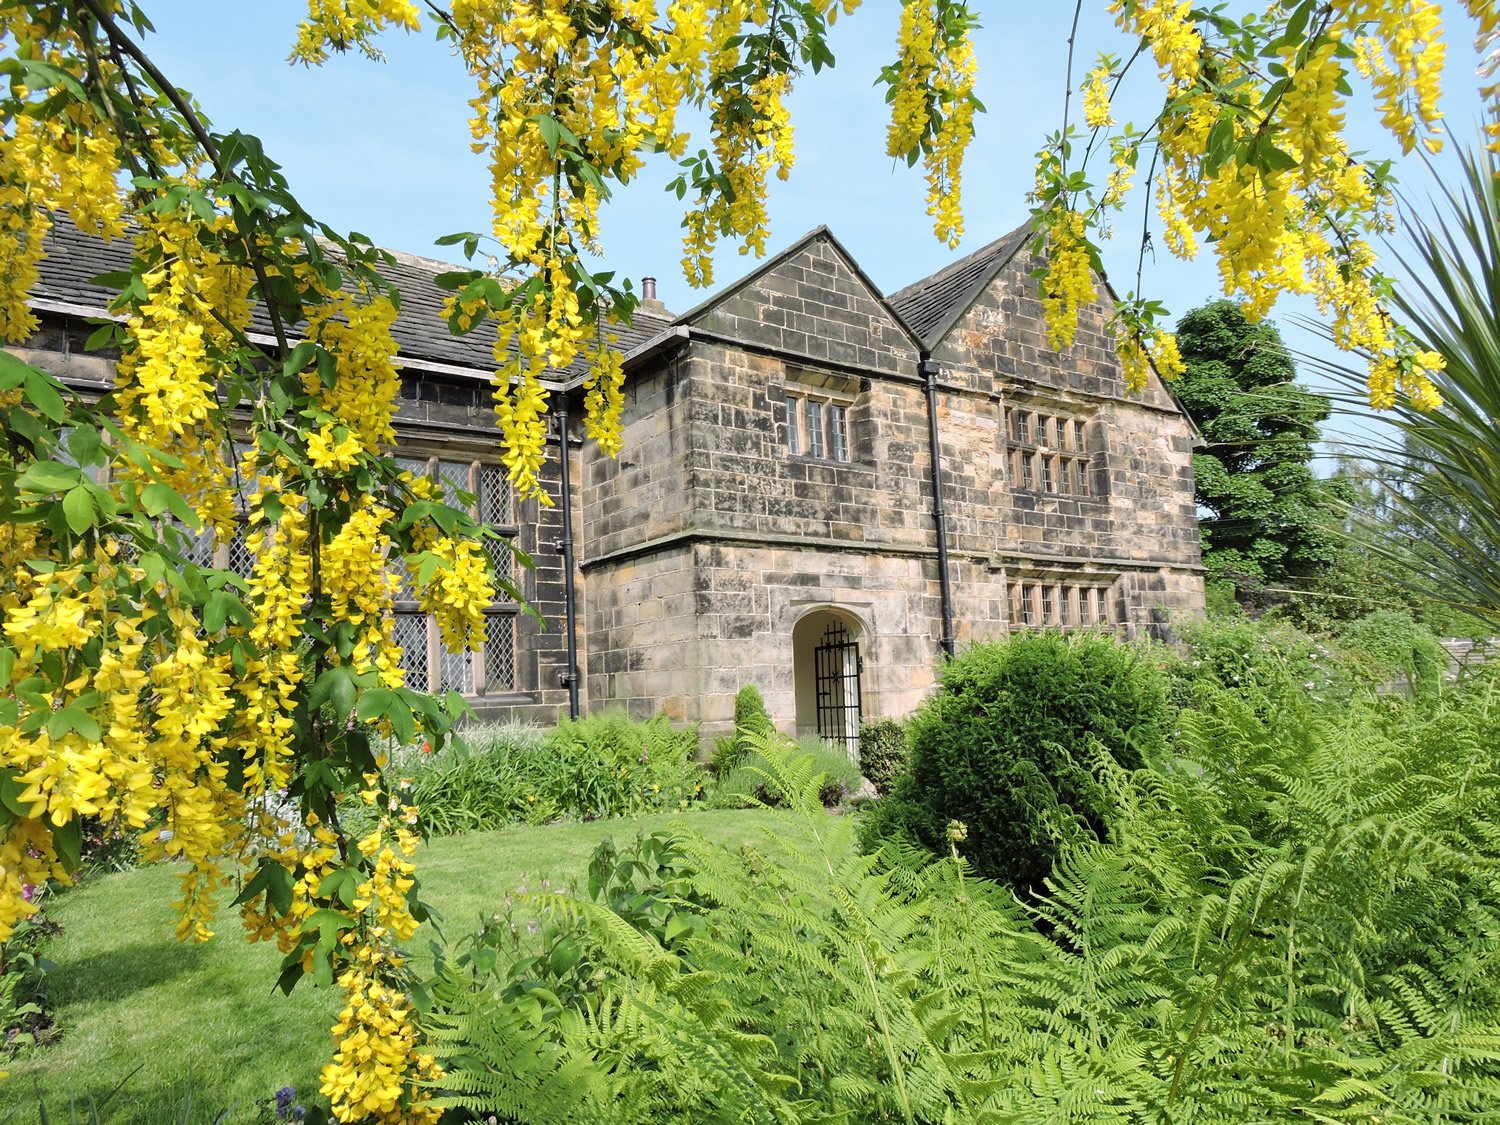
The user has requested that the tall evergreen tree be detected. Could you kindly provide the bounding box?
[1175,301,1345,605]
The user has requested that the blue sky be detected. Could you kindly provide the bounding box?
[133,2,1490,447]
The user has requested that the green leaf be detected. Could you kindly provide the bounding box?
[317,867,362,908]
[83,321,122,351]
[23,370,66,422]
[17,460,81,494]
[62,485,95,536]
[306,907,358,945]
[386,695,415,745]
[277,951,307,996]
[284,341,318,376]
[47,706,101,742]
[141,483,198,526]
[51,817,83,872]
[66,425,103,467]
[0,349,39,392]
[0,768,30,820]
[433,269,481,291]
[309,664,358,719]
[233,860,295,917]
[664,912,695,945]
[354,687,397,723]
[535,113,563,155]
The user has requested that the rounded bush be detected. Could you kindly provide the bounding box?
[711,685,774,777]
[857,718,909,796]
[901,632,1171,892]
[734,684,772,736]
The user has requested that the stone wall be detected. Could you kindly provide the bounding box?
[584,537,946,744]
[931,245,1205,628]
[580,231,1204,738]
[687,233,918,378]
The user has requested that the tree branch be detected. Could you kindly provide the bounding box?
[76,0,295,356]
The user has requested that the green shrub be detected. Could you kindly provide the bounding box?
[857,717,908,795]
[1170,614,1341,712]
[709,684,774,777]
[543,711,704,819]
[1336,608,1450,697]
[734,684,772,735]
[893,631,1171,892]
[364,715,704,837]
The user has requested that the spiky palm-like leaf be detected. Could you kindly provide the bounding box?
[1307,140,1500,624]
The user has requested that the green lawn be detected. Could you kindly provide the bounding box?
[0,809,796,1124]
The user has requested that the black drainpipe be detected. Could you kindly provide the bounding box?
[554,397,581,719]
[920,355,957,658]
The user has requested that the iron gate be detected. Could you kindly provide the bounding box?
[813,620,862,756]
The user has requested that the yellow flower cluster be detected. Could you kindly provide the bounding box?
[0,532,243,943]
[238,486,313,795]
[1115,325,1187,394]
[686,68,796,281]
[306,423,363,473]
[1082,63,1114,130]
[303,289,403,457]
[0,160,48,343]
[291,0,421,65]
[319,497,403,687]
[1118,0,1201,87]
[1041,209,1095,351]
[239,816,340,953]
[925,30,977,247]
[0,12,127,342]
[309,788,433,1121]
[415,536,495,654]
[490,292,559,503]
[887,1,940,158]
[1367,348,1446,412]
[115,211,254,539]
[1351,0,1446,155]
[320,942,442,1125]
[1091,0,1456,408]
[0,820,64,938]
[1101,143,1135,209]
[583,331,627,458]
[352,811,423,943]
[885,0,977,247]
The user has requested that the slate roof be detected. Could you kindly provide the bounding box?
[29,216,675,382]
[886,219,1032,350]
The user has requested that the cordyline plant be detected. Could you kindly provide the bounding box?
[0,1,1495,1119]
[1307,138,1500,629]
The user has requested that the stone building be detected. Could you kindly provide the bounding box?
[20,217,1203,751]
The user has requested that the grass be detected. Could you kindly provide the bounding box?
[0,808,802,1124]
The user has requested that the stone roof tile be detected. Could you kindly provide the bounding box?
[887,219,1032,350]
[30,216,675,383]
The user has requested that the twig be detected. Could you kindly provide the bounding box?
[77,0,294,356]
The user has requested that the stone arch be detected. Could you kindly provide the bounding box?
[790,606,866,758]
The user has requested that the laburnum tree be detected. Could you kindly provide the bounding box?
[1175,299,1348,605]
[0,1,1496,1120]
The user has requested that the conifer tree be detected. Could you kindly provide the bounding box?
[1175,300,1346,605]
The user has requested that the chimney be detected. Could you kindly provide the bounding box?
[636,275,672,318]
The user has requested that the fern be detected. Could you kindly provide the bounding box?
[418,679,1500,1123]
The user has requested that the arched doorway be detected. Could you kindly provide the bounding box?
[792,609,864,758]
